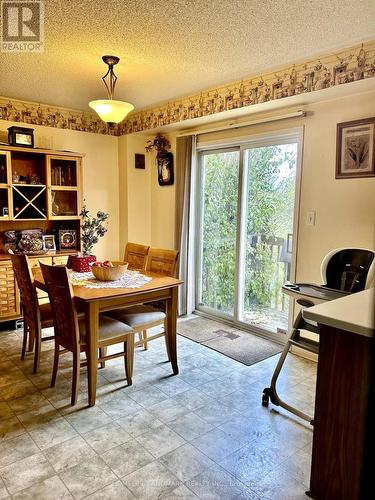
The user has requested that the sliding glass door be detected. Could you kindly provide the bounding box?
[196,133,300,337]
[196,149,240,315]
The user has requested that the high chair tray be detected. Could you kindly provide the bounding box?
[282,283,350,303]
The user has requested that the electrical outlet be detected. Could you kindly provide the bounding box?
[306,211,316,226]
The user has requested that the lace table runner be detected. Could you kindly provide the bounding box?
[69,270,152,289]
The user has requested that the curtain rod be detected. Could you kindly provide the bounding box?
[178,109,306,137]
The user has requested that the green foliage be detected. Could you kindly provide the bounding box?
[245,145,296,308]
[200,144,296,314]
[201,151,238,313]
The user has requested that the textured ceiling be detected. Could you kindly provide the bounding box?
[0,0,375,113]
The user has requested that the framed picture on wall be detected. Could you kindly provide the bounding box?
[157,152,174,186]
[135,153,145,169]
[336,117,375,179]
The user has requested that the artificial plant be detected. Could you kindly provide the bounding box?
[79,203,109,256]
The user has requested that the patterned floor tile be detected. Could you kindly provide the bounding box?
[82,421,132,453]
[160,443,215,482]
[58,455,117,499]
[135,424,186,459]
[101,439,154,477]
[122,461,180,499]
[0,453,55,495]
[84,480,135,499]
[44,435,97,473]
[11,475,72,500]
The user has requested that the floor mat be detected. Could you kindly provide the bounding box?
[178,316,282,366]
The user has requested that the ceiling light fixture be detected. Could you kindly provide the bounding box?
[89,55,134,125]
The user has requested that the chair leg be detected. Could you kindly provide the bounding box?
[33,327,41,374]
[143,330,148,350]
[137,331,143,346]
[51,342,60,387]
[124,334,134,386]
[21,322,28,360]
[28,326,35,352]
[163,319,170,362]
[71,350,80,406]
[99,347,106,368]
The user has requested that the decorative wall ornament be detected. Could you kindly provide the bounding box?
[145,134,174,186]
[119,40,375,135]
[0,41,374,137]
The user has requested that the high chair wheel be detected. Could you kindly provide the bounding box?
[262,393,269,407]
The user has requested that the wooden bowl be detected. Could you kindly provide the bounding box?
[91,261,128,281]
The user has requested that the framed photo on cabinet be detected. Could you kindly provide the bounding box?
[59,230,77,249]
[42,235,56,251]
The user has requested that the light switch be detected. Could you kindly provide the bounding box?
[306,211,316,226]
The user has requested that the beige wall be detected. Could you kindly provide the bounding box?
[117,134,152,256]
[117,133,177,254]
[0,120,119,261]
[150,134,176,249]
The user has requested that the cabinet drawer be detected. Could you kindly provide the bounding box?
[0,260,20,318]
[28,257,53,270]
[53,256,69,266]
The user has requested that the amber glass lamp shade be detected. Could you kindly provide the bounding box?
[89,99,134,124]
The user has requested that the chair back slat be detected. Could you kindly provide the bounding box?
[9,253,40,328]
[124,242,150,271]
[146,248,179,277]
[40,262,80,352]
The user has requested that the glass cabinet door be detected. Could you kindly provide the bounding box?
[47,156,80,219]
[50,189,78,217]
[0,151,11,219]
[0,152,9,184]
[49,158,78,187]
[0,187,10,218]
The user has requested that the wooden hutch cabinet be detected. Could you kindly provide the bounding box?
[0,145,83,322]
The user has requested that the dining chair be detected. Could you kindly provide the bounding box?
[107,248,179,352]
[9,252,54,374]
[124,242,150,271]
[39,262,135,405]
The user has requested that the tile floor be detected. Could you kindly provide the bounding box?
[0,316,316,499]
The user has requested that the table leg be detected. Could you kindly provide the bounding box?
[165,286,178,375]
[86,301,99,406]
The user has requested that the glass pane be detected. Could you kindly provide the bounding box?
[0,187,9,217]
[0,154,8,184]
[51,159,77,186]
[198,150,239,315]
[51,190,78,216]
[242,143,297,333]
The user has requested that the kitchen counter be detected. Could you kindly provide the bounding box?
[303,287,374,338]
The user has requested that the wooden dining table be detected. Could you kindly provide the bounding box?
[34,271,183,406]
